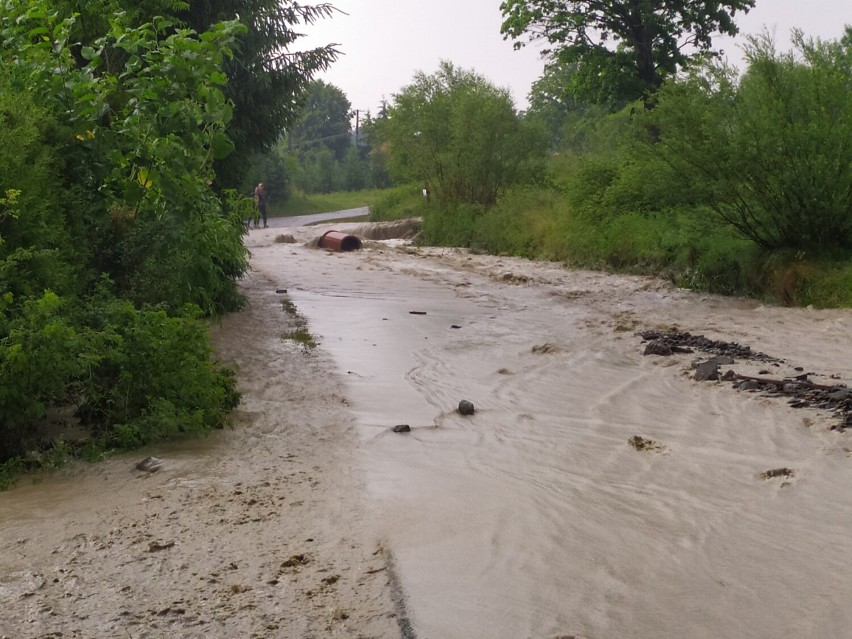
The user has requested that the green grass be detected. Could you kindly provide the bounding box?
[280,298,317,349]
[269,188,388,218]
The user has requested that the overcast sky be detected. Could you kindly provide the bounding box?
[300,0,852,114]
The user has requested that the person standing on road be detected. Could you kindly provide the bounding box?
[253,183,268,228]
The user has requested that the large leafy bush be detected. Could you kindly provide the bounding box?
[0,3,248,472]
[644,30,852,254]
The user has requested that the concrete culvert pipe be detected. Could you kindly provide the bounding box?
[318,230,363,251]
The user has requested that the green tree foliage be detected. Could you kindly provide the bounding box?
[640,30,852,253]
[271,81,389,195]
[41,0,340,189]
[287,80,353,162]
[0,2,258,471]
[525,61,618,150]
[241,143,292,204]
[501,0,755,107]
[377,61,545,208]
[182,1,340,188]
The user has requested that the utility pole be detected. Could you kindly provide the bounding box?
[353,109,360,145]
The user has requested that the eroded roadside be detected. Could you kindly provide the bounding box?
[0,264,400,639]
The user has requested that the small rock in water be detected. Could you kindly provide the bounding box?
[392,424,411,433]
[458,400,475,416]
[643,340,672,356]
[693,360,720,381]
[738,380,762,391]
[136,456,162,473]
[828,389,852,401]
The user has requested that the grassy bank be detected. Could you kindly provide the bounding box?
[269,188,388,218]
[370,183,852,309]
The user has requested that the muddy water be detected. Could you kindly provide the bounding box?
[268,231,852,639]
[2,222,851,639]
[0,259,400,638]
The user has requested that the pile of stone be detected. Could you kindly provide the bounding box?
[639,330,778,363]
[639,330,851,432]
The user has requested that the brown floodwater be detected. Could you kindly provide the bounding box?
[269,230,852,639]
[2,222,851,639]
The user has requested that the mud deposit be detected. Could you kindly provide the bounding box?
[2,219,852,639]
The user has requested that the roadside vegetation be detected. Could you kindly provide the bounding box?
[364,27,852,308]
[0,0,336,486]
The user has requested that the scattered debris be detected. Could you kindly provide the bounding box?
[147,541,175,552]
[275,288,288,294]
[639,330,777,363]
[274,234,297,244]
[409,310,427,315]
[392,424,411,433]
[450,324,462,329]
[628,435,666,453]
[638,330,850,431]
[760,467,795,480]
[280,554,310,569]
[531,343,556,354]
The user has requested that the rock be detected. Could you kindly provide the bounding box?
[392,424,411,433]
[828,389,852,402]
[721,369,737,381]
[458,400,475,416]
[135,456,162,473]
[643,341,672,356]
[738,380,762,391]
[693,361,720,381]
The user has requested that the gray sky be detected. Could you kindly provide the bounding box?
[300,0,852,114]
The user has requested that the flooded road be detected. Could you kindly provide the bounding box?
[2,219,851,638]
[262,224,852,639]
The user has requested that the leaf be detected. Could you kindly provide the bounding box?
[137,167,153,189]
[81,46,96,60]
[209,132,234,159]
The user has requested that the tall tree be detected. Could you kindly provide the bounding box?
[183,1,341,187]
[44,1,340,188]
[641,30,852,253]
[287,80,353,162]
[378,61,544,208]
[501,0,755,107]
